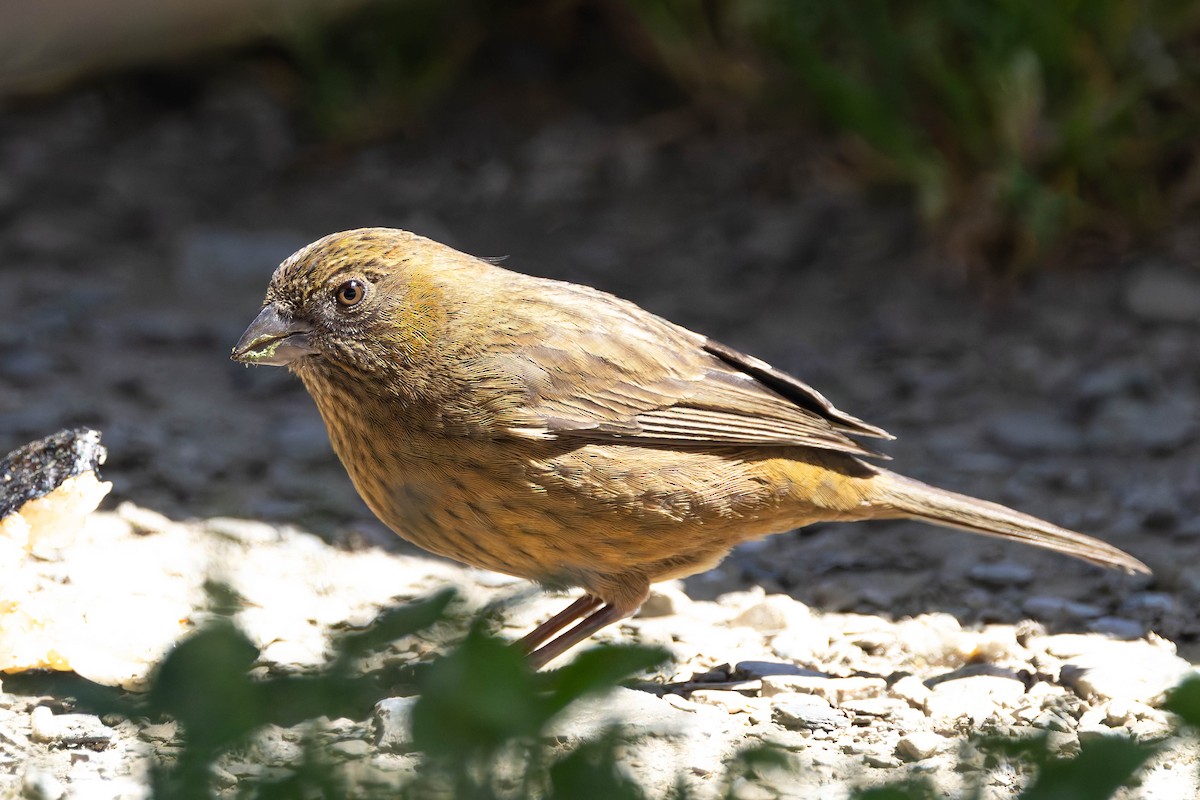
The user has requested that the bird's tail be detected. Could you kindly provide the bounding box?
[873,471,1149,574]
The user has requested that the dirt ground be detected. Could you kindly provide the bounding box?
[1,62,1198,796]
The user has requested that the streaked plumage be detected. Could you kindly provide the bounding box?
[234,228,1147,668]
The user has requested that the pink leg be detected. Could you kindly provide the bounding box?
[517,595,603,654]
[527,602,629,670]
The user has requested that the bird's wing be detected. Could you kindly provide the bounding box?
[481,284,892,459]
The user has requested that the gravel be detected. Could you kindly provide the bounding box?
[0,63,1198,799]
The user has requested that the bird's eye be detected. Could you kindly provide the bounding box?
[334,279,366,308]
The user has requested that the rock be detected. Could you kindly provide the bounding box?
[1124,266,1200,324]
[137,721,178,743]
[895,732,946,762]
[759,675,886,704]
[987,410,1083,454]
[925,675,1026,723]
[1058,642,1191,704]
[329,739,371,758]
[372,697,417,754]
[841,697,910,721]
[546,688,700,742]
[637,582,691,618]
[771,696,848,732]
[116,502,177,535]
[729,594,807,633]
[1022,595,1104,621]
[863,752,902,769]
[21,769,65,800]
[889,675,932,709]
[1045,730,1080,757]
[734,661,824,680]
[29,707,115,747]
[1118,481,1184,528]
[203,517,282,544]
[1085,617,1147,640]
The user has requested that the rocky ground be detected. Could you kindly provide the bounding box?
[1,65,1199,798]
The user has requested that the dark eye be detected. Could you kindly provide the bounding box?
[334,279,365,308]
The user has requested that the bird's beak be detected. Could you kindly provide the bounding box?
[232,303,316,366]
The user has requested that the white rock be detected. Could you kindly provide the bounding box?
[638,582,691,618]
[29,706,115,746]
[729,594,807,633]
[771,695,848,732]
[373,697,417,754]
[20,769,65,800]
[547,687,702,742]
[890,675,932,709]
[1058,642,1191,704]
[760,675,886,704]
[925,675,1026,723]
[895,732,946,762]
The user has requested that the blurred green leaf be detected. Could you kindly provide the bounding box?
[148,620,262,754]
[541,644,671,718]
[547,732,647,800]
[1019,736,1154,800]
[1164,675,1200,727]
[332,587,456,662]
[410,621,546,757]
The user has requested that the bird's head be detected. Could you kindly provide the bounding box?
[232,228,459,378]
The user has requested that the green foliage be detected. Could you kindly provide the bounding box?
[280,0,487,140]
[52,585,1179,798]
[1164,674,1200,727]
[622,0,1200,273]
[1020,737,1156,800]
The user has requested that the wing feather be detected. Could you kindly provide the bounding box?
[474,275,891,458]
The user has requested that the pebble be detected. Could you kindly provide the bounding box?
[889,675,932,709]
[771,696,848,732]
[204,516,287,545]
[730,595,807,633]
[760,675,887,704]
[1058,642,1191,703]
[137,722,178,743]
[372,697,417,754]
[29,707,115,747]
[638,583,691,618]
[330,739,372,759]
[1086,616,1147,640]
[863,752,902,769]
[925,675,1026,724]
[546,688,700,742]
[1022,595,1104,621]
[21,769,65,800]
[735,661,823,680]
[1124,265,1200,324]
[895,732,946,762]
[1045,730,1080,757]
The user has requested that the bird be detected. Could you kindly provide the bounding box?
[232,228,1148,669]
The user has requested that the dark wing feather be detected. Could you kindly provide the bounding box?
[479,278,891,458]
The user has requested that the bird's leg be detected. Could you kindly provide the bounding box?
[527,602,628,670]
[517,595,603,654]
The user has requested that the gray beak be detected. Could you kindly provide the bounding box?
[232,303,316,366]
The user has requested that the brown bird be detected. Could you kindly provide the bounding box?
[232,228,1148,669]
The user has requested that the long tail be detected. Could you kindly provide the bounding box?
[873,471,1149,574]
